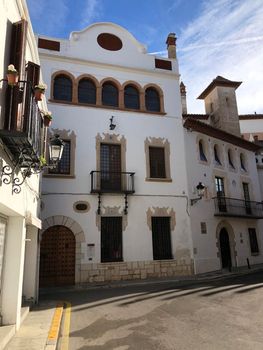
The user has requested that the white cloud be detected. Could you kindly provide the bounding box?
[81,0,102,27]
[178,0,263,114]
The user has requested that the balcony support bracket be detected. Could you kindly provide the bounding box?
[97,193,102,215]
[124,194,128,215]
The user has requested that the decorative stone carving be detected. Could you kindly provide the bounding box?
[96,206,128,231]
[146,207,176,230]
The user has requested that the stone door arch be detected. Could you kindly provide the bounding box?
[41,216,85,284]
[216,221,237,269]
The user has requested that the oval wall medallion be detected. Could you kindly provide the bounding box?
[73,201,90,213]
[97,33,123,51]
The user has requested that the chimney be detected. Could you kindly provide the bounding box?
[180,81,187,114]
[166,33,177,59]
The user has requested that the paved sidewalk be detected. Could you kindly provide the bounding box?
[3,263,263,349]
[5,302,57,350]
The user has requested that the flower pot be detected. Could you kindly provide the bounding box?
[44,116,52,127]
[6,72,19,86]
[34,89,44,101]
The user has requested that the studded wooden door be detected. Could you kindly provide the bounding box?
[39,225,76,287]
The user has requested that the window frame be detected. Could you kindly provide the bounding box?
[199,140,207,162]
[145,87,161,112]
[78,78,96,105]
[214,145,222,166]
[124,84,140,110]
[101,216,123,263]
[151,216,172,260]
[228,149,235,169]
[248,228,259,255]
[145,137,172,182]
[102,81,119,107]
[53,74,73,102]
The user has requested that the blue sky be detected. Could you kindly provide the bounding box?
[27,0,263,114]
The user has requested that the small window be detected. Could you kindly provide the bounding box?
[200,222,207,234]
[248,228,259,254]
[199,141,207,162]
[124,85,140,110]
[102,82,118,107]
[240,153,246,171]
[145,87,160,112]
[151,217,172,260]
[78,79,96,104]
[228,150,235,168]
[149,147,166,178]
[49,140,71,175]
[53,74,72,101]
[214,145,221,165]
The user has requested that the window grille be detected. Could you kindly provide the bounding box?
[100,144,121,191]
[248,228,259,254]
[78,79,96,104]
[49,140,71,174]
[215,176,227,212]
[102,83,118,107]
[151,217,172,260]
[145,88,160,112]
[124,85,140,109]
[201,222,207,234]
[54,75,72,101]
[101,217,123,262]
[149,147,166,178]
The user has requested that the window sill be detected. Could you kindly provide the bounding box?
[43,174,75,179]
[145,177,172,182]
[49,99,166,116]
[251,252,260,256]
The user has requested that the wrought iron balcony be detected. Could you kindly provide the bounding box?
[90,171,135,194]
[0,80,44,167]
[213,196,263,219]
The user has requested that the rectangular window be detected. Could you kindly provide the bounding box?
[101,217,122,262]
[149,147,166,178]
[100,143,121,191]
[248,228,259,254]
[215,176,227,212]
[49,140,71,175]
[243,183,252,214]
[200,222,207,234]
[152,217,172,260]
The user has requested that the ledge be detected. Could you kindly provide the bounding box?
[145,177,172,182]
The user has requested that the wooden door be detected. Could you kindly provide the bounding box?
[39,225,75,287]
[219,228,232,269]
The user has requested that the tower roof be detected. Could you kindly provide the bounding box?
[197,76,242,100]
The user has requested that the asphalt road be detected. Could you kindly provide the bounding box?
[41,271,263,350]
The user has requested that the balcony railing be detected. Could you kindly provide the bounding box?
[90,171,135,194]
[0,80,44,167]
[213,196,263,219]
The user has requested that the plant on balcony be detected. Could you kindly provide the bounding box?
[39,155,47,168]
[42,111,53,127]
[6,64,19,86]
[34,83,47,101]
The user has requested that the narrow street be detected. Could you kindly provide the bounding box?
[40,271,263,350]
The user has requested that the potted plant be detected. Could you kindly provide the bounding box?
[34,83,47,101]
[39,155,47,168]
[6,64,19,86]
[42,111,53,127]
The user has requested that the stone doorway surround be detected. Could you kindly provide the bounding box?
[41,216,85,283]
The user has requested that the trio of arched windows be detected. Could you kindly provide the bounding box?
[52,74,163,113]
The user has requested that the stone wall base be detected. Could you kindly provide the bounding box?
[78,259,194,283]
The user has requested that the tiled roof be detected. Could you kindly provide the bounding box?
[239,114,263,120]
[183,117,260,152]
[182,114,209,120]
[197,76,242,100]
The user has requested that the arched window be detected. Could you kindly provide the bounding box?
[228,149,235,168]
[124,85,140,109]
[145,87,160,112]
[199,140,207,161]
[102,82,118,107]
[78,78,96,104]
[240,153,246,171]
[214,145,221,165]
[53,74,72,101]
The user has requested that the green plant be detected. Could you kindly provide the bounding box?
[39,156,47,167]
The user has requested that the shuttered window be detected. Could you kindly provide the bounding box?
[152,217,172,260]
[149,147,166,178]
[101,217,122,262]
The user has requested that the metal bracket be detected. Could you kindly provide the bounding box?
[97,193,101,215]
[124,194,128,215]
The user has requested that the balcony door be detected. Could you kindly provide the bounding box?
[243,183,252,214]
[100,143,121,191]
[215,176,227,212]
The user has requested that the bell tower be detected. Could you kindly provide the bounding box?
[197,76,242,137]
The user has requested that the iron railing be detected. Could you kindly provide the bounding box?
[0,80,44,166]
[90,171,135,194]
[213,196,263,219]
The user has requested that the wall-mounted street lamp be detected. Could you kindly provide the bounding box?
[109,116,116,130]
[190,182,206,205]
[1,134,64,194]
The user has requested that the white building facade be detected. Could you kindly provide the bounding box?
[0,0,46,331]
